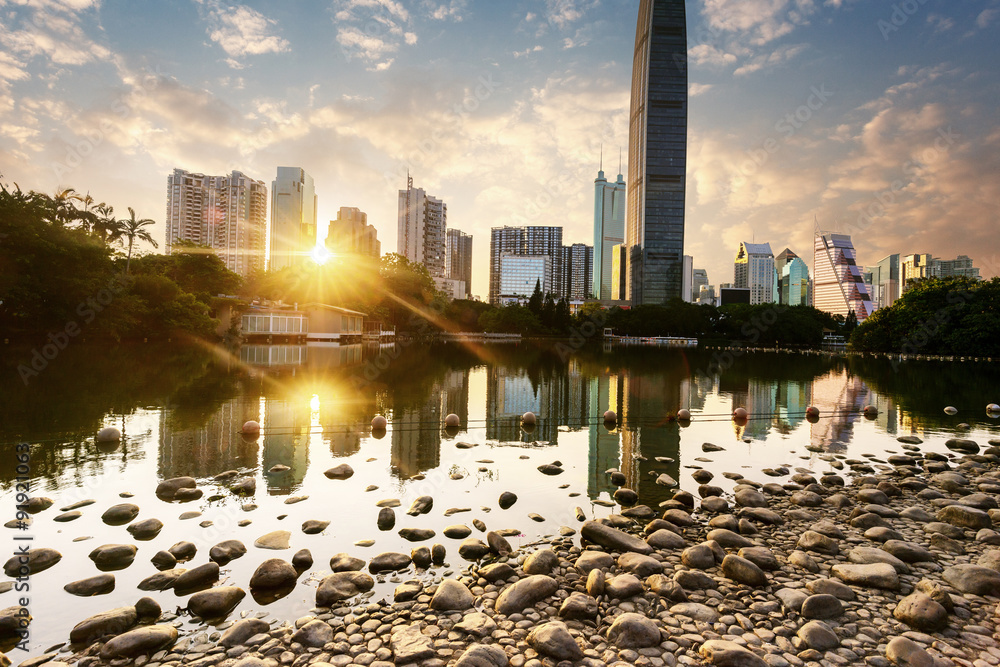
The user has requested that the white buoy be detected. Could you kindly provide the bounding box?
[521,412,537,426]
[371,415,388,430]
[444,413,460,427]
[732,407,748,420]
[944,406,958,415]
[863,405,878,418]
[806,406,820,418]
[677,408,691,421]
[96,426,121,442]
[987,403,1000,413]
[603,410,617,423]
[241,420,260,435]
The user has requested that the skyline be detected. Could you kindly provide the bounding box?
[1,1,998,299]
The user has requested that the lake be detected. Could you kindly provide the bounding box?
[2,341,999,656]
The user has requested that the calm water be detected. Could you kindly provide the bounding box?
[2,341,999,656]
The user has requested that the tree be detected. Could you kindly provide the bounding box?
[116,207,159,273]
[528,279,543,314]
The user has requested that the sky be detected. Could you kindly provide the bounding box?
[1,0,998,299]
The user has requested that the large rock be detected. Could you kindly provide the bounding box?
[721,554,767,586]
[187,586,245,619]
[558,592,598,619]
[370,552,412,573]
[527,621,583,661]
[670,602,719,623]
[64,574,115,597]
[831,563,900,590]
[849,546,911,574]
[253,530,290,550]
[430,579,474,611]
[209,540,248,564]
[173,562,220,593]
[524,549,559,575]
[3,548,62,577]
[606,612,661,648]
[581,520,653,555]
[316,571,374,606]
[617,552,663,578]
[324,464,354,479]
[681,544,716,570]
[797,621,839,650]
[886,636,935,667]
[101,503,140,525]
[882,540,935,563]
[330,553,365,572]
[69,606,137,644]
[738,546,779,571]
[647,529,686,550]
[155,477,196,499]
[391,624,434,664]
[88,544,137,571]
[406,496,433,516]
[138,569,186,591]
[458,539,490,560]
[800,594,843,619]
[290,620,333,648]
[0,606,29,643]
[707,529,753,549]
[937,505,991,529]
[126,518,163,540]
[735,489,768,508]
[574,551,614,574]
[699,640,767,667]
[302,519,330,534]
[495,575,558,615]
[399,527,435,542]
[797,530,839,555]
[454,644,509,667]
[605,574,643,599]
[486,532,512,556]
[249,559,297,589]
[892,592,948,632]
[454,612,497,637]
[167,541,197,561]
[99,625,177,659]
[219,618,269,648]
[942,564,1000,596]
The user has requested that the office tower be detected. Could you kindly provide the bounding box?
[445,228,473,298]
[269,167,317,271]
[681,255,694,303]
[166,168,267,277]
[559,246,572,298]
[488,225,563,304]
[498,254,551,303]
[326,207,380,258]
[692,268,708,302]
[814,232,874,321]
[567,243,594,301]
[866,254,899,310]
[611,243,627,300]
[592,165,626,299]
[734,242,775,305]
[625,0,688,305]
[775,248,810,307]
[398,176,446,278]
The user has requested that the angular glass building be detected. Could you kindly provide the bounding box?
[814,233,874,321]
[625,0,688,305]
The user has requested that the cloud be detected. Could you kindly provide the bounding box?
[423,0,466,21]
[689,83,714,97]
[733,44,808,76]
[926,14,954,34]
[688,44,740,67]
[977,8,998,29]
[701,0,819,46]
[0,0,110,67]
[333,0,418,70]
[199,1,290,63]
[513,45,544,59]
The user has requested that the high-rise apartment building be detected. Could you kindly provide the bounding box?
[489,226,564,304]
[624,0,688,305]
[865,254,899,310]
[326,207,380,258]
[734,242,775,305]
[814,233,873,321]
[498,254,550,303]
[593,166,626,299]
[901,253,934,290]
[398,176,446,278]
[446,228,473,299]
[567,243,594,301]
[166,168,267,277]
[269,167,317,271]
[934,255,981,280]
[775,248,809,307]
[901,254,981,292]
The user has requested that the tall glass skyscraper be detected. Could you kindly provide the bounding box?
[593,167,625,299]
[625,0,688,305]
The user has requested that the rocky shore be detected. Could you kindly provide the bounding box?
[6,436,1000,667]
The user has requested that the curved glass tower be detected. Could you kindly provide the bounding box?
[625,0,688,305]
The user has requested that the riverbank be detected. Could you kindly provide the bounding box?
[10,435,1000,667]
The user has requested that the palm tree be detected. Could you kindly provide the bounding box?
[117,207,158,273]
[51,187,82,226]
[94,203,116,243]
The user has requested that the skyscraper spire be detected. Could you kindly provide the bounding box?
[600,143,603,171]
[618,147,622,176]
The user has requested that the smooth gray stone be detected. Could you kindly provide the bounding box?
[797,621,839,651]
[526,621,583,661]
[249,558,296,589]
[188,586,245,619]
[390,624,434,663]
[290,619,332,648]
[101,503,139,525]
[581,520,653,555]
[99,625,177,659]
[429,579,474,611]
[524,549,559,575]
[316,571,374,606]
[831,563,900,590]
[800,594,843,619]
[699,640,767,667]
[892,592,948,632]
[942,563,1000,596]
[173,562,220,592]
[209,540,248,564]
[617,552,663,578]
[454,644,509,667]
[495,575,558,615]
[219,618,270,648]
[607,612,661,648]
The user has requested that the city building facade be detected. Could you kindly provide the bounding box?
[326,207,380,258]
[681,255,694,303]
[901,254,981,292]
[446,228,473,299]
[592,167,626,299]
[488,225,564,304]
[498,254,551,303]
[269,167,317,271]
[692,268,708,303]
[398,177,446,278]
[624,0,688,305]
[865,254,899,310]
[734,242,775,305]
[774,248,809,307]
[568,243,594,301]
[166,168,267,277]
[814,233,873,321]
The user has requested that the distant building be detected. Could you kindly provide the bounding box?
[814,233,873,321]
[774,248,809,307]
[446,229,473,299]
[498,254,550,303]
[901,253,934,290]
[592,166,626,299]
[624,0,688,304]
[398,176,446,278]
[488,226,563,304]
[734,242,775,305]
[567,243,594,301]
[166,168,267,277]
[692,268,708,302]
[611,243,627,301]
[935,255,981,280]
[697,284,716,306]
[681,255,694,303]
[901,253,981,292]
[269,167,317,271]
[326,207,380,258]
[865,254,899,310]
